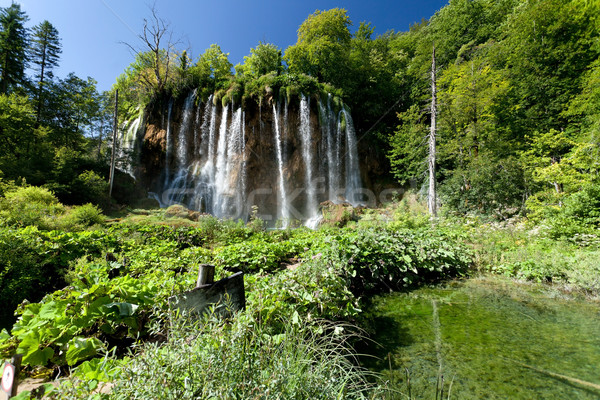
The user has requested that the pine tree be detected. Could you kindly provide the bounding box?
[30,20,61,123]
[0,3,29,94]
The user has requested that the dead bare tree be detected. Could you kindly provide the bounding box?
[123,5,180,96]
[428,43,437,217]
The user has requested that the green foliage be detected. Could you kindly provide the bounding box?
[195,44,233,90]
[389,105,428,185]
[107,312,381,400]
[317,226,471,293]
[30,20,61,122]
[9,270,152,367]
[285,8,352,89]
[0,184,107,231]
[64,203,106,228]
[0,185,65,229]
[215,237,302,272]
[0,227,114,331]
[72,170,110,208]
[242,41,283,78]
[0,4,29,94]
[545,183,600,239]
[440,155,527,218]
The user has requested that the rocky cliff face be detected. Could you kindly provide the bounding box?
[125,90,376,224]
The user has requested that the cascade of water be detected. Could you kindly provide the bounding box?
[240,111,247,218]
[176,90,196,167]
[214,105,229,216]
[300,95,318,225]
[319,94,338,201]
[283,97,289,160]
[193,97,201,156]
[336,110,343,196]
[191,97,216,213]
[164,99,174,186]
[225,108,243,217]
[165,91,197,205]
[117,112,142,178]
[272,103,289,223]
[342,108,363,206]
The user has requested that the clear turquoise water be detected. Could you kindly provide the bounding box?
[361,277,600,399]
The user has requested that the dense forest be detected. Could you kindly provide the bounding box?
[1,0,599,228]
[1,0,600,398]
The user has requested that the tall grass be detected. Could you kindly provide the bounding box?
[107,309,384,400]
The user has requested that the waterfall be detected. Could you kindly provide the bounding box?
[164,99,174,186]
[145,90,364,226]
[273,103,288,223]
[225,107,244,217]
[191,95,216,212]
[283,96,289,165]
[214,105,229,216]
[319,94,340,202]
[166,91,196,205]
[117,111,143,178]
[342,108,363,206]
[193,97,201,156]
[240,111,247,218]
[300,95,319,226]
[176,90,196,167]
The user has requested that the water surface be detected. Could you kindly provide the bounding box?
[361,276,600,399]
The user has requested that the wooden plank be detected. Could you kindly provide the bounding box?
[170,272,245,318]
[196,264,215,287]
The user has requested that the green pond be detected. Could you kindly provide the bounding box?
[360,276,600,399]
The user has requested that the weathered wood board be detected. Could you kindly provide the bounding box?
[169,272,245,317]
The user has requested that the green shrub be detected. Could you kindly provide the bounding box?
[546,183,600,239]
[312,226,472,294]
[0,228,115,331]
[389,192,430,230]
[0,185,65,230]
[72,170,110,208]
[61,203,106,230]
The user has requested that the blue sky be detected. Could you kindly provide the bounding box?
[3,0,448,92]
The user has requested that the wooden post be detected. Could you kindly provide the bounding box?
[428,43,438,218]
[108,89,118,198]
[196,264,215,287]
[10,355,21,398]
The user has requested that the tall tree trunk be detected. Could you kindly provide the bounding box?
[97,119,104,160]
[428,44,438,217]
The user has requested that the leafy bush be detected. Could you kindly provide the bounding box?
[60,204,106,230]
[71,170,110,209]
[0,185,65,229]
[312,226,472,294]
[0,228,116,331]
[546,183,600,239]
[215,237,303,272]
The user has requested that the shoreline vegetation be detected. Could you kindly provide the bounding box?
[1,188,599,399]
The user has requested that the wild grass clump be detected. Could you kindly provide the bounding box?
[107,310,383,400]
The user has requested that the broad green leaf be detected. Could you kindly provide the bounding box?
[102,302,139,317]
[18,331,54,366]
[65,337,103,366]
